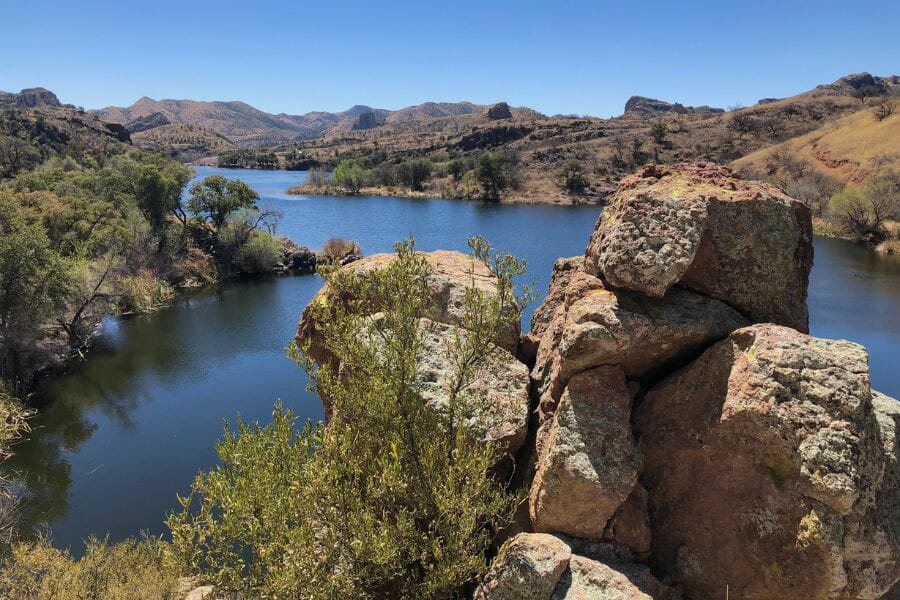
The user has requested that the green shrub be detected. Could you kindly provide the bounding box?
[558,160,588,194]
[333,160,373,194]
[234,231,281,274]
[397,158,433,191]
[0,537,180,600]
[475,151,520,201]
[168,237,527,599]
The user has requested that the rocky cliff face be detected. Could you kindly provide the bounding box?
[622,96,724,119]
[296,163,899,599]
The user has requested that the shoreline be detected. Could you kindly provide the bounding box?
[16,246,327,399]
[284,183,604,206]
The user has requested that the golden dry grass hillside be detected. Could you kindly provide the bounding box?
[733,105,900,184]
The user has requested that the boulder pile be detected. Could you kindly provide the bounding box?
[297,163,899,599]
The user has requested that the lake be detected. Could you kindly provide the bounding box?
[8,167,900,553]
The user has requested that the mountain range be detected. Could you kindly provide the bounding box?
[91,98,542,147]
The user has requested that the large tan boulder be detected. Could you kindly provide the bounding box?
[474,533,572,600]
[296,250,520,365]
[635,324,899,599]
[551,555,666,600]
[530,266,747,421]
[584,163,813,331]
[529,365,640,540]
[475,533,673,600]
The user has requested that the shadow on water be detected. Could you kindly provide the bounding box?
[6,167,900,555]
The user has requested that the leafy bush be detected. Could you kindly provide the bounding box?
[476,150,521,201]
[234,230,281,274]
[0,537,180,600]
[333,160,372,194]
[168,238,527,598]
[397,158,433,191]
[558,160,588,194]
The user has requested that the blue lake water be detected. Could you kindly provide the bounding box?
[8,166,900,553]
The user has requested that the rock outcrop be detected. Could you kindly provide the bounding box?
[529,256,747,424]
[126,111,171,133]
[636,324,897,599]
[297,250,520,365]
[475,533,672,600]
[351,110,383,130]
[477,162,897,599]
[622,96,723,119]
[486,102,513,120]
[529,365,639,540]
[13,87,61,108]
[296,162,899,599]
[584,162,813,331]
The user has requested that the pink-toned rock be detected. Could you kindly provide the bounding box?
[604,484,652,557]
[584,163,813,331]
[635,324,898,599]
[529,267,747,425]
[530,365,640,540]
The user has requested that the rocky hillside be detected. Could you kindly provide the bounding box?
[281,78,879,204]
[0,95,131,177]
[297,162,899,599]
[131,123,235,162]
[92,98,541,147]
[0,87,66,109]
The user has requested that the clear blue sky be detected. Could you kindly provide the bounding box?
[1,0,897,117]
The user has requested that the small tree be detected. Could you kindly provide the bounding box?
[447,157,472,183]
[188,175,259,229]
[397,158,432,191]
[873,97,897,122]
[476,150,520,201]
[558,160,588,194]
[305,168,331,188]
[332,160,372,194]
[827,177,900,243]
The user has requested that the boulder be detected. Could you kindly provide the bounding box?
[529,365,640,540]
[474,533,572,600]
[530,266,748,421]
[14,87,61,108]
[551,555,665,600]
[584,163,813,331]
[475,533,673,600]
[278,238,317,273]
[486,102,513,120]
[414,318,530,455]
[635,324,899,599]
[529,257,584,338]
[604,484,652,557]
[296,250,520,365]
